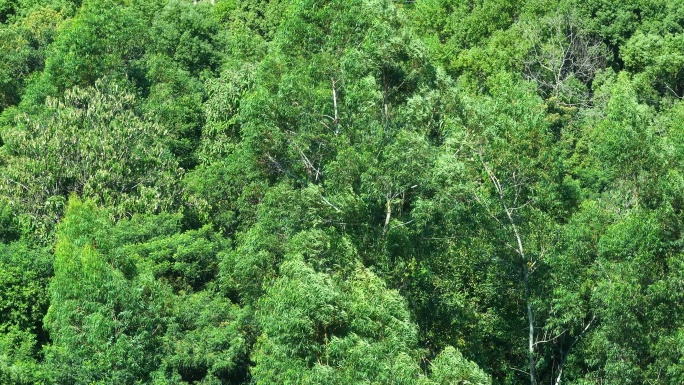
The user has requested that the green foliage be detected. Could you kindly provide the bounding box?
[4,0,684,384]
[43,198,247,384]
[150,0,222,76]
[30,0,147,100]
[0,243,51,339]
[429,346,491,385]
[43,197,169,384]
[214,0,287,42]
[143,55,205,170]
[184,148,265,235]
[151,291,249,384]
[0,5,64,111]
[621,31,684,98]
[252,258,489,385]
[0,242,52,383]
[123,224,228,292]
[0,79,181,240]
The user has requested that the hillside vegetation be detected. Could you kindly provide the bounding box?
[1,0,684,384]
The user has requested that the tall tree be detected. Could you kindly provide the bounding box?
[43,197,169,384]
[0,79,181,241]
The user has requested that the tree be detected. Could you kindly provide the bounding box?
[621,31,684,99]
[0,242,52,384]
[26,0,149,101]
[150,291,249,384]
[410,72,578,383]
[252,258,490,385]
[521,12,607,108]
[43,197,169,384]
[0,79,181,241]
[0,5,65,112]
[589,72,658,209]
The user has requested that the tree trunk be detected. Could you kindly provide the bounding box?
[481,157,537,385]
[525,267,537,385]
[383,196,391,237]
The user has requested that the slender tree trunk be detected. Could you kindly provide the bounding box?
[383,196,391,237]
[331,78,339,134]
[554,315,595,385]
[481,157,537,385]
[554,366,564,385]
[524,267,537,385]
[634,173,640,209]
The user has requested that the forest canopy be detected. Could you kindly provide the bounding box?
[1,0,684,384]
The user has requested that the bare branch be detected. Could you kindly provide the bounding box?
[521,12,607,108]
[554,315,596,385]
[331,78,339,134]
[320,195,342,213]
